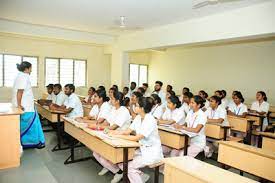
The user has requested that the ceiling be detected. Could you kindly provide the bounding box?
[0,0,270,36]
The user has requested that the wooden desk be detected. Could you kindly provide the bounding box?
[162,156,257,183]
[259,132,275,152]
[205,123,230,141]
[82,105,91,117]
[158,125,189,155]
[63,117,140,183]
[218,141,275,182]
[0,103,23,169]
[247,113,265,131]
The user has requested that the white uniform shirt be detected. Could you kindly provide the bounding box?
[185,109,207,149]
[53,92,67,106]
[130,114,163,165]
[152,90,166,105]
[47,93,56,101]
[95,102,111,120]
[220,98,229,109]
[84,95,94,103]
[162,108,185,125]
[180,102,191,115]
[151,104,164,120]
[64,93,83,117]
[106,106,131,130]
[205,105,228,126]
[12,72,34,112]
[89,104,99,117]
[251,101,269,113]
[204,100,210,109]
[228,103,248,116]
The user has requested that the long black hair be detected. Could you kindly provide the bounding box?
[95,89,109,102]
[168,95,181,108]
[16,61,32,72]
[193,95,205,108]
[113,91,125,106]
[138,97,154,113]
[257,91,267,102]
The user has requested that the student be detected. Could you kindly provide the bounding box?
[46,84,55,101]
[122,86,131,98]
[93,91,132,179]
[142,83,150,97]
[221,90,229,109]
[215,90,227,109]
[107,97,163,183]
[76,89,111,123]
[112,85,118,91]
[198,90,209,110]
[98,85,106,91]
[108,87,116,100]
[82,87,96,105]
[162,90,176,109]
[166,85,173,93]
[52,84,67,106]
[227,91,238,109]
[12,61,45,149]
[179,87,190,102]
[172,95,207,157]
[159,95,185,125]
[205,96,228,125]
[250,91,269,131]
[50,84,83,118]
[227,91,248,118]
[151,94,164,120]
[180,92,193,115]
[152,81,166,104]
[129,82,137,96]
[137,87,146,96]
[129,91,143,119]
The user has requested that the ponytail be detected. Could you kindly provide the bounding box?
[16,61,32,72]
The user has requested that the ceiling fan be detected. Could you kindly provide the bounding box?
[193,0,243,9]
[108,16,142,31]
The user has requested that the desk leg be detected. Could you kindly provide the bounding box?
[223,128,229,141]
[183,136,189,156]
[245,120,254,145]
[154,166,159,183]
[123,148,129,183]
[258,135,263,148]
[52,114,70,152]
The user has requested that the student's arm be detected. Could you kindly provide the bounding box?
[237,113,247,118]
[111,134,144,142]
[17,89,24,110]
[207,118,224,124]
[181,124,204,133]
[158,119,175,125]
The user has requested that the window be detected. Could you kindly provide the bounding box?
[45,58,86,87]
[129,64,148,86]
[0,54,38,87]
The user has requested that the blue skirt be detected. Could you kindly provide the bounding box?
[20,110,45,148]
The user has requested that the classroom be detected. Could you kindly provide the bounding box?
[0,0,274,183]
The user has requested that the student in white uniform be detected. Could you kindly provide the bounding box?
[49,84,83,118]
[228,91,248,118]
[107,97,163,183]
[250,91,269,131]
[129,82,137,96]
[215,90,228,109]
[152,81,166,105]
[142,83,151,97]
[172,95,207,157]
[93,91,132,180]
[166,85,173,93]
[52,84,67,106]
[122,86,131,98]
[46,84,55,101]
[227,91,238,109]
[129,91,143,119]
[180,92,193,115]
[151,94,164,120]
[178,87,190,102]
[82,86,95,105]
[76,89,111,124]
[162,90,176,109]
[137,87,146,96]
[198,90,209,111]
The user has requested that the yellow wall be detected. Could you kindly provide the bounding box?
[148,39,275,105]
[0,33,111,102]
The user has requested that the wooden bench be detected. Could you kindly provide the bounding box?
[259,132,275,152]
[205,123,230,141]
[82,104,91,117]
[162,156,257,183]
[218,141,275,182]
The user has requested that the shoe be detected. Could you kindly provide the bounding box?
[98,167,109,176]
[111,173,123,183]
[141,173,150,183]
[36,144,45,149]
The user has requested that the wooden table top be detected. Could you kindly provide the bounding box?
[0,103,24,116]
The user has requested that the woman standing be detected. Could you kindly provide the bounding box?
[12,61,45,149]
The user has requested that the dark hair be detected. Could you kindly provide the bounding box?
[16,61,32,72]
[109,87,116,92]
[46,84,54,89]
[123,97,130,107]
[155,81,163,87]
[215,90,223,98]
[132,91,143,99]
[112,85,118,90]
[221,90,227,98]
[183,87,190,92]
[168,95,181,108]
[89,87,96,92]
[113,91,125,106]
[54,84,62,90]
[123,86,129,92]
[167,85,173,91]
[199,90,208,99]
[210,95,222,105]
[151,94,161,104]
[65,84,75,92]
[95,89,109,102]
[167,90,176,96]
[142,83,148,88]
[183,91,193,99]
[232,91,239,95]
[234,91,245,103]
[193,95,205,108]
[138,87,145,95]
[131,82,137,87]
[98,85,106,91]
[138,97,154,113]
[257,91,267,101]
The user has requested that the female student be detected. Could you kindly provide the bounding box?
[92,91,132,179]
[107,97,163,183]
[129,91,143,119]
[215,90,228,109]
[75,89,111,124]
[178,87,190,102]
[250,91,270,131]
[82,86,95,105]
[198,90,209,110]
[180,91,193,115]
[227,90,238,109]
[12,61,45,148]
[46,84,55,101]
[151,94,164,120]
[227,91,248,118]
[172,95,207,157]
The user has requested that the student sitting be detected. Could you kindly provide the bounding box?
[122,86,131,98]
[178,87,190,102]
[198,90,209,111]
[129,91,143,119]
[142,83,151,97]
[180,91,193,115]
[227,90,239,109]
[152,81,166,105]
[129,82,137,96]
[166,84,173,93]
[137,87,146,96]
[82,86,95,105]
[151,94,164,120]
[172,95,207,157]
[46,84,55,101]
[49,84,83,118]
[227,91,248,118]
[162,90,176,109]
[215,90,227,109]
[52,84,67,106]
[107,97,163,183]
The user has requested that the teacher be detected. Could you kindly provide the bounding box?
[12,61,45,149]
